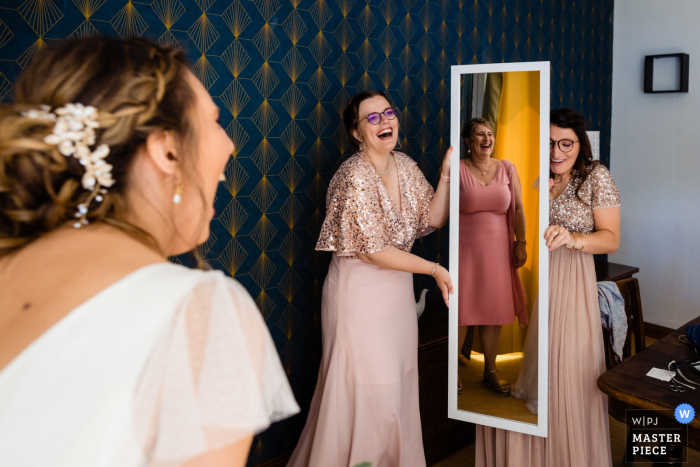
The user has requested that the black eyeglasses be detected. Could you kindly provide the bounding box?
[550,139,579,153]
[361,108,398,125]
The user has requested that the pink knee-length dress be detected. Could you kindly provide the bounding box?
[459,159,527,327]
[288,152,435,467]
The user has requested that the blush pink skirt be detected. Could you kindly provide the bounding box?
[476,248,612,467]
[288,254,426,467]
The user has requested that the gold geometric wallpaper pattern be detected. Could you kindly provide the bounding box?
[0,0,613,463]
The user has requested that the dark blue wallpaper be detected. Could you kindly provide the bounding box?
[0,0,613,464]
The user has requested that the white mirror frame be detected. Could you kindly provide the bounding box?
[448,61,550,437]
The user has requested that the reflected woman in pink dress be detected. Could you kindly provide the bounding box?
[457,118,528,396]
[288,91,454,467]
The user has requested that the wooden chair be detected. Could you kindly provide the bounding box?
[602,277,646,370]
[601,279,680,464]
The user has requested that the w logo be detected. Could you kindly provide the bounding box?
[675,404,695,424]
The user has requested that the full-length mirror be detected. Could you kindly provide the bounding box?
[448,62,550,436]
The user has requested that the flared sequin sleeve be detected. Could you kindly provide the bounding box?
[401,153,435,238]
[316,156,389,255]
[133,272,300,466]
[589,164,620,209]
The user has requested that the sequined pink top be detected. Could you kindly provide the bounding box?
[316,151,435,257]
[549,163,620,234]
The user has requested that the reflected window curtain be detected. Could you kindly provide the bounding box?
[492,71,541,355]
[459,73,475,359]
[460,74,473,159]
[482,72,503,138]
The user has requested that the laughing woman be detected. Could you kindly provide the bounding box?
[456,118,528,396]
[477,108,619,467]
[288,91,454,467]
[0,38,299,467]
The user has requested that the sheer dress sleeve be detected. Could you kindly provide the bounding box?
[315,158,390,255]
[133,272,299,466]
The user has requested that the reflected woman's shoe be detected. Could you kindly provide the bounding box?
[483,369,511,397]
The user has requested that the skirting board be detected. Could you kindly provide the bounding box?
[644,322,674,340]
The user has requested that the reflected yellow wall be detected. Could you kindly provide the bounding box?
[489,71,540,354]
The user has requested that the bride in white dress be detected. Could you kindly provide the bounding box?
[0,37,299,467]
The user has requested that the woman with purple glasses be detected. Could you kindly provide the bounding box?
[288,91,454,467]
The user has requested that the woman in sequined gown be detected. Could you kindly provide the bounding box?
[288,91,454,467]
[477,108,620,467]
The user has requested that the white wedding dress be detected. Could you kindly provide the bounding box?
[0,263,299,467]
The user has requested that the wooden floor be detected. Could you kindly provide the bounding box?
[433,440,475,467]
[436,336,700,466]
[457,353,537,424]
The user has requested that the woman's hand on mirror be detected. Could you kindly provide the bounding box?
[440,146,454,178]
[432,264,453,307]
[544,224,576,251]
[513,242,527,268]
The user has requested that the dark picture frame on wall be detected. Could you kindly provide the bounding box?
[644,53,689,93]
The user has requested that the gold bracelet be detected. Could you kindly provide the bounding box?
[440,172,450,182]
[567,233,577,250]
[577,233,585,250]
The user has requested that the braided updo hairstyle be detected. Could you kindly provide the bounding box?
[0,37,195,257]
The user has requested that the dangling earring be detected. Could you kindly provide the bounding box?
[173,182,182,204]
[395,129,403,150]
[359,142,364,153]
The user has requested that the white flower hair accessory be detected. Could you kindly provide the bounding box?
[22,103,113,228]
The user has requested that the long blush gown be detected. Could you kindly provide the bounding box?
[288,151,435,467]
[459,159,527,327]
[477,164,620,467]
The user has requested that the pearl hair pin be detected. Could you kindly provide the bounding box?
[22,103,113,228]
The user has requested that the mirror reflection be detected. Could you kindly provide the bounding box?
[456,71,540,425]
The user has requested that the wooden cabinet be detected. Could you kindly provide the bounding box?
[418,299,474,465]
[594,261,639,282]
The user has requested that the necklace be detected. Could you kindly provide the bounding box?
[376,157,391,174]
[552,173,571,192]
[367,153,392,175]
[467,158,488,175]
